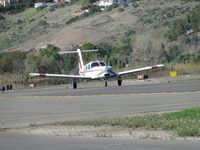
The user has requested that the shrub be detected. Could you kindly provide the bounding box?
[80,42,97,50]
[166,45,182,62]
[0,51,26,73]
[88,4,101,13]
[0,14,5,20]
[65,16,81,25]
[38,20,49,27]
[17,19,23,24]
[164,25,179,41]
[118,7,124,12]
[164,4,200,41]
[125,29,136,37]
[0,3,31,14]
[107,3,119,11]
[68,3,101,25]
[177,53,200,64]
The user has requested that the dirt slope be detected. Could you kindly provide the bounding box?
[0,0,199,54]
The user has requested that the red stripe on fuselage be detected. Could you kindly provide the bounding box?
[77,55,82,69]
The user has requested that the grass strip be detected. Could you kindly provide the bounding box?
[53,108,200,137]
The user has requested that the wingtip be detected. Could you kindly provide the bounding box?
[29,73,34,77]
[158,64,165,67]
[152,64,165,69]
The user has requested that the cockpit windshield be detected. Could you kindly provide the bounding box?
[99,62,106,66]
[91,61,106,68]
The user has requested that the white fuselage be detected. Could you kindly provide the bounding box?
[79,61,116,79]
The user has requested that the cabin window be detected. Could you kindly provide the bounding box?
[86,64,89,70]
[91,62,100,68]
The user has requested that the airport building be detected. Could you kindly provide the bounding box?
[98,0,129,8]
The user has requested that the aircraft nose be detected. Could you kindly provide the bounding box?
[105,66,112,71]
[104,67,111,77]
[104,67,115,77]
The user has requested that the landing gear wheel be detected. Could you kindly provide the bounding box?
[105,81,107,87]
[73,81,77,89]
[2,86,5,92]
[117,77,122,86]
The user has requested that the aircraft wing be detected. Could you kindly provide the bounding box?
[118,64,164,76]
[29,73,92,79]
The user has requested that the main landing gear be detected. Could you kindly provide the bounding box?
[72,77,122,89]
[104,77,122,87]
[72,80,77,89]
[105,81,108,87]
[104,77,108,87]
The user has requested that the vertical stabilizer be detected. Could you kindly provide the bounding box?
[77,48,84,72]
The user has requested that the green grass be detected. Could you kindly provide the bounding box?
[52,108,200,137]
[5,8,47,22]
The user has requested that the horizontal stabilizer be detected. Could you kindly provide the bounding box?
[59,51,77,54]
[59,49,98,55]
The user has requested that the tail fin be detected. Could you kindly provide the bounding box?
[77,48,84,71]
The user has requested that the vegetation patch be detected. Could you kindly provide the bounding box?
[164,4,200,41]
[65,4,100,25]
[0,3,31,14]
[51,108,200,137]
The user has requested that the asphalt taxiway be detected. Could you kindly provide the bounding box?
[1,81,200,150]
[2,80,200,97]
[1,133,200,150]
[0,81,200,127]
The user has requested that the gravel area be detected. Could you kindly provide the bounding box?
[4,125,200,141]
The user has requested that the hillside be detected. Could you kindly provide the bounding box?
[0,0,200,64]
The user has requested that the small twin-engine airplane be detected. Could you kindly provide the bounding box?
[29,48,164,89]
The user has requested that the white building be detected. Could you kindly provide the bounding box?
[98,0,113,8]
[53,0,71,3]
[98,0,129,8]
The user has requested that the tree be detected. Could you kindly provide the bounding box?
[166,45,182,62]
[97,42,113,65]
[26,45,67,73]
[79,42,97,63]
[0,51,26,73]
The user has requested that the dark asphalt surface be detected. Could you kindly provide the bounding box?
[1,81,200,97]
[1,133,200,150]
[0,81,200,128]
[1,81,200,96]
[0,81,200,150]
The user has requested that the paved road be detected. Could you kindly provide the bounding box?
[1,133,200,150]
[2,81,200,97]
[1,81,200,150]
[0,81,200,128]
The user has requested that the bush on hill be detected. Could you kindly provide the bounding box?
[0,14,5,20]
[164,4,200,42]
[0,51,26,73]
[0,3,32,14]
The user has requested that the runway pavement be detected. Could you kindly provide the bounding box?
[2,80,200,97]
[0,81,200,128]
[1,133,200,150]
[1,81,200,150]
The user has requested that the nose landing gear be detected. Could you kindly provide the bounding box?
[117,77,122,86]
